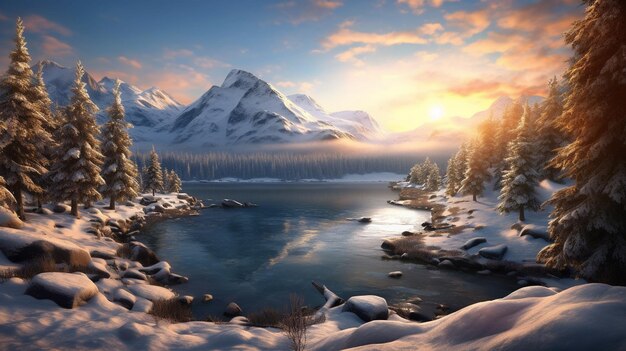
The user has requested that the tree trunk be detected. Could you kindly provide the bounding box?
[519,206,525,222]
[15,186,25,221]
[71,197,79,217]
[37,197,43,211]
[84,201,91,209]
[152,189,155,196]
[472,194,477,202]
[109,197,115,210]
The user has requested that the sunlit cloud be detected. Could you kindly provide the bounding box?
[321,21,441,50]
[40,35,73,57]
[396,0,457,14]
[23,15,71,36]
[335,44,376,66]
[117,56,142,69]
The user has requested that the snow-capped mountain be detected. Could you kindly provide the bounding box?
[38,60,184,143]
[168,69,365,148]
[288,94,384,140]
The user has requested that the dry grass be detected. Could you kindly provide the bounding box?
[247,307,285,328]
[0,257,99,281]
[282,295,307,351]
[149,298,193,323]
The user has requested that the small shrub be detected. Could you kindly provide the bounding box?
[281,295,307,351]
[150,298,193,323]
[247,308,285,328]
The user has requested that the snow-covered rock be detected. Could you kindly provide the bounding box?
[342,295,389,322]
[478,244,508,260]
[0,231,91,266]
[519,224,551,241]
[0,207,23,229]
[224,302,243,317]
[127,284,175,301]
[25,272,99,309]
[461,237,487,250]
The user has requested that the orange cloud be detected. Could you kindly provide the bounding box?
[274,0,343,25]
[335,44,376,66]
[448,78,546,99]
[118,56,142,69]
[321,22,440,50]
[24,15,71,36]
[397,0,455,14]
[41,35,73,57]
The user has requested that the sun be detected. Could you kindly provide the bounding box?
[429,105,444,121]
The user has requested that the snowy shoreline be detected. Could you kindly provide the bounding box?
[182,172,407,184]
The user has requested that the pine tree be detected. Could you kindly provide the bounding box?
[48,62,104,217]
[537,77,566,181]
[497,106,541,221]
[445,155,459,196]
[0,18,53,220]
[538,0,626,285]
[409,157,435,185]
[0,176,16,209]
[144,148,163,196]
[140,164,148,192]
[453,142,469,187]
[167,169,182,193]
[493,101,524,188]
[100,80,140,210]
[162,167,170,193]
[425,163,441,191]
[477,113,500,167]
[459,139,490,201]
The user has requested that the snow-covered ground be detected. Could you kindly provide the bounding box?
[0,188,624,350]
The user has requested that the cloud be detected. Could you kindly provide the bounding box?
[276,81,297,88]
[321,21,441,50]
[274,0,343,25]
[335,44,376,66]
[396,0,456,14]
[448,78,545,99]
[23,15,71,36]
[163,48,194,59]
[275,80,318,93]
[162,48,229,70]
[40,35,73,57]
[118,56,142,69]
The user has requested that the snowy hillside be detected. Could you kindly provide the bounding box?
[38,60,184,145]
[167,69,358,148]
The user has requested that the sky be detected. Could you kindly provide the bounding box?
[0,0,583,132]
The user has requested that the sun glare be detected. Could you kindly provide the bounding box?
[429,105,444,121]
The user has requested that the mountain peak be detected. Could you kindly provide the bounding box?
[222,69,261,90]
[38,59,66,69]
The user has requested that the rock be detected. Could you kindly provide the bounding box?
[0,207,23,229]
[203,294,214,302]
[243,202,258,207]
[478,244,508,260]
[52,203,71,213]
[127,284,175,301]
[131,297,153,313]
[177,194,192,201]
[477,269,492,275]
[221,199,245,208]
[178,295,194,305]
[224,302,242,317]
[342,295,389,322]
[358,217,371,223]
[140,196,159,206]
[438,259,455,269]
[429,194,437,199]
[25,272,99,309]
[114,288,136,310]
[37,208,53,215]
[421,221,431,227]
[510,222,524,231]
[0,232,91,267]
[519,225,551,241]
[115,260,129,271]
[388,271,403,278]
[517,279,528,286]
[381,239,396,251]
[128,242,159,266]
[408,310,432,322]
[139,261,172,275]
[440,256,483,270]
[230,316,250,325]
[143,203,165,214]
[122,269,147,281]
[461,237,487,250]
[160,273,188,285]
[401,231,415,236]
[125,201,135,207]
[88,260,111,278]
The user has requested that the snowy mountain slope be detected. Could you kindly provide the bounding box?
[288,93,385,140]
[168,69,355,148]
[38,60,184,145]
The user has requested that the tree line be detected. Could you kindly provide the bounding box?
[0,18,181,219]
[409,0,626,285]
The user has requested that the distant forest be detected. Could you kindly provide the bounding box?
[134,152,429,180]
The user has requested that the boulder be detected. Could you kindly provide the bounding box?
[0,207,23,229]
[25,272,99,309]
[52,203,71,213]
[90,250,116,260]
[439,256,484,270]
[113,288,136,310]
[122,269,147,281]
[178,295,194,305]
[519,225,551,241]
[222,199,245,208]
[478,244,508,260]
[342,295,389,322]
[203,294,214,302]
[461,237,487,250]
[88,260,111,279]
[129,242,159,266]
[438,259,455,269]
[127,284,175,301]
[388,271,403,278]
[224,302,242,317]
[140,196,159,206]
[0,232,91,267]
[510,222,524,231]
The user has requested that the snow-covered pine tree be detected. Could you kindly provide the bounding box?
[445,155,459,196]
[536,77,565,181]
[0,18,53,220]
[100,80,140,210]
[48,62,104,217]
[409,157,435,185]
[493,101,524,189]
[31,61,58,210]
[497,105,541,221]
[425,163,441,191]
[144,148,163,196]
[459,139,490,201]
[538,0,626,285]
[167,169,182,193]
[162,167,170,193]
[477,112,499,167]
[453,142,469,187]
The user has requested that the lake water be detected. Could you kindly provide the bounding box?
[140,182,518,319]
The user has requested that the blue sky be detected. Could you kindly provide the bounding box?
[0,0,583,131]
